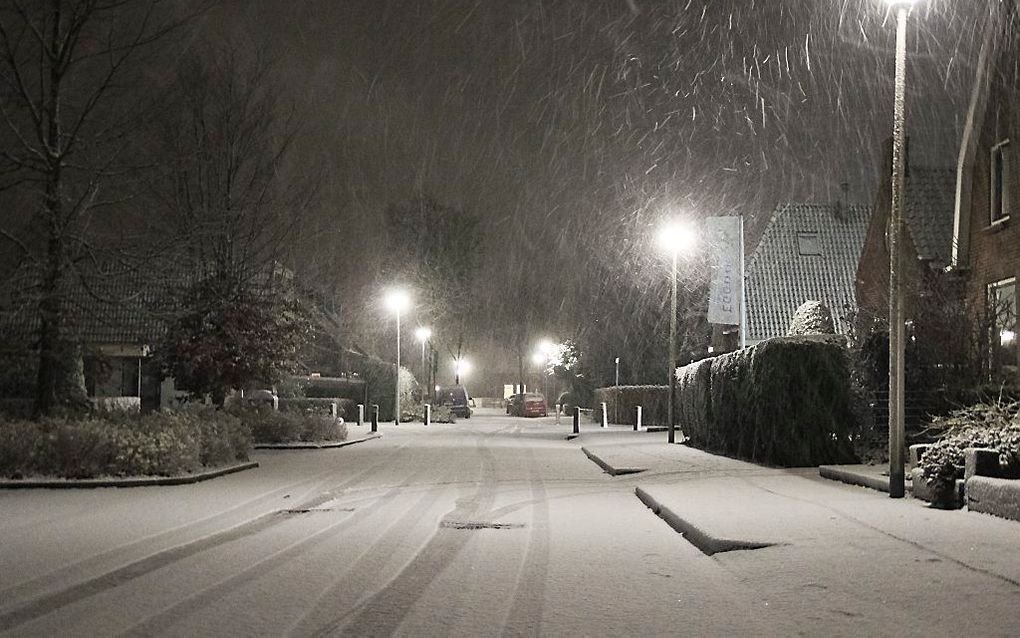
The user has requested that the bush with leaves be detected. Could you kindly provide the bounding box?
[918,401,1020,497]
[0,410,252,480]
[232,406,347,444]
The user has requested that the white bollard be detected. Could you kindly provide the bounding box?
[424,404,431,426]
[357,403,364,426]
[600,402,608,428]
[635,405,642,432]
[555,404,561,424]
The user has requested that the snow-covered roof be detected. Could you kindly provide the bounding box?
[745,203,872,342]
[904,167,956,266]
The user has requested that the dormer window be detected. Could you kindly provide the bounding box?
[991,139,1011,224]
[797,232,822,256]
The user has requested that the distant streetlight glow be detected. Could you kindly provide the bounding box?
[1001,330,1016,346]
[531,352,546,366]
[415,326,432,342]
[454,358,471,384]
[537,339,554,354]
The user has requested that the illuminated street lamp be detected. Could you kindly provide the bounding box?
[454,358,471,384]
[658,221,696,444]
[415,326,432,400]
[884,0,920,498]
[384,289,411,425]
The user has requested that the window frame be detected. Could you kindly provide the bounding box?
[990,139,1011,225]
[986,276,1017,371]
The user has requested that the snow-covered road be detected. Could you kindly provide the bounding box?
[1,409,1018,636]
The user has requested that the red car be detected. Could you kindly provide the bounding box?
[519,392,548,417]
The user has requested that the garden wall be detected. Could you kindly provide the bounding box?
[675,335,858,467]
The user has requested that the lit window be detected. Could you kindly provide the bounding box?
[987,278,1017,371]
[797,232,822,256]
[991,139,1011,224]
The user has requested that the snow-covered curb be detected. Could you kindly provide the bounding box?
[581,447,646,476]
[966,476,1020,522]
[818,464,892,493]
[254,433,382,450]
[0,461,258,490]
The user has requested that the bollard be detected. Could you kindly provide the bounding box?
[424,404,431,426]
[635,405,642,432]
[371,404,379,433]
[555,404,561,425]
[272,395,279,411]
[357,403,364,426]
[600,402,608,428]
[572,406,580,435]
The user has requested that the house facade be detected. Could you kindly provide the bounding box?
[952,0,1019,375]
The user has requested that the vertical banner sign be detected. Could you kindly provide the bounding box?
[706,216,743,326]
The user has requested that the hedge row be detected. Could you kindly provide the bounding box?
[0,410,252,480]
[235,407,347,444]
[592,386,668,425]
[676,335,858,466]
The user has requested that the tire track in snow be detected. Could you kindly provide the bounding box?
[0,440,413,631]
[500,442,551,636]
[304,430,501,636]
[115,466,436,638]
[0,437,411,609]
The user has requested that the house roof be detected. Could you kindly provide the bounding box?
[904,167,956,266]
[0,265,173,349]
[745,203,872,342]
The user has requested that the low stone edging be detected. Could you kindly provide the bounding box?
[254,433,382,450]
[966,476,1020,522]
[0,461,258,490]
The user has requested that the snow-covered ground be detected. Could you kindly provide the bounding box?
[1,408,1018,636]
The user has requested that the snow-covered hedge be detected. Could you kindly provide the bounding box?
[233,407,346,444]
[0,410,252,480]
[593,385,667,425]
[675,335,858,466]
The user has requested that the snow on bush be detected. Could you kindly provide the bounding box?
[234,407,346,444]
[593,385,667,425]
[674,335,858,466]
[919,401,1020,498]
[787,300,835,336]
[0,409,252,480]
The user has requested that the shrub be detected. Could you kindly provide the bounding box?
[0,410,251,480]
[673,335,858,467]
[918,401,1020,499]
[430,404,456,423]
[593,386,667,425]
[234,407,347,443]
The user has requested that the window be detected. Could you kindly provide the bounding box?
[991,139,1011,224]
[987,278,1017,371]
[797,232,822,256]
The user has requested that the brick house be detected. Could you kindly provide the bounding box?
[952,0,1019,375]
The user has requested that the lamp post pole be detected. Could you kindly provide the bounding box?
[395,308,402,425]
[668,249,678,444]
[887,1,912,499]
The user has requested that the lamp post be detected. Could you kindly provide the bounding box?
[658,222,696,444]
[614,356,620,425]
[415,326,432,401]
[384,289,411,425]
[885,0,917,499]
[454,358,470,385]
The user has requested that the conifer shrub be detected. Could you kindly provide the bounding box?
[676,358,713,445]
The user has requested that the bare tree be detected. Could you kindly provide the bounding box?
[0,0,202,416]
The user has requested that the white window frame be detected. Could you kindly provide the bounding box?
[987,277,1017,369]
[990,139,1011,225]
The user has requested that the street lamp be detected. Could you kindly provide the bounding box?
[454,358,471,385]
[658,221,696,444]
[415,326,432,401]
[384,289,411,425]
[885,0,918,498]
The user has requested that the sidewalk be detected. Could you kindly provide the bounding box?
[576,430,1020,596]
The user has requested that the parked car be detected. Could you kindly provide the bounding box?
[436,385,472,418]
[519,392,548,418]
[506,393,524,415]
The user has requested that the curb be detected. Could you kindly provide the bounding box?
[581,447,646,476]
[254,433,382,450]
[635,486,775,556]
[0,461,258,490]
[818,465,892,494]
